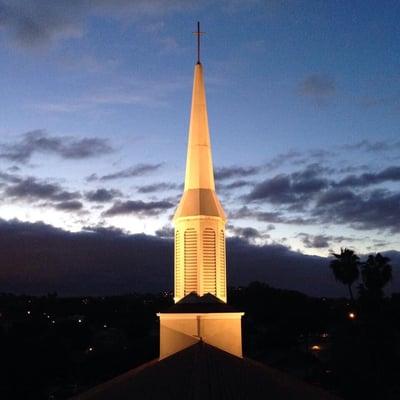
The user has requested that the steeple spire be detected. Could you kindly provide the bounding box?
[173,23,227,304]
[174,24,225,219]
[183,62,215,191]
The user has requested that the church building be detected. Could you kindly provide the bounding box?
[72,23,340,400]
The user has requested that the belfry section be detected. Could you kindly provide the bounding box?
[174,218,227,303]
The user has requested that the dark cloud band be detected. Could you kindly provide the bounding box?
[0,130,113,163]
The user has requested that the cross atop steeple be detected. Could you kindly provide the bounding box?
[193,21,205,64]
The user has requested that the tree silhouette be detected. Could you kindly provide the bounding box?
[329,248,360,303]
[361,253,392,299]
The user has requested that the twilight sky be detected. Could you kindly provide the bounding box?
[0,0,399,266]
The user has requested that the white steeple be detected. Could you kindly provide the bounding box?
[173,23,227,303]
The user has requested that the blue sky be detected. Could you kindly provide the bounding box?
[0,0,399,257]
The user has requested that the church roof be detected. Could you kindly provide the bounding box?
[72,342,341,400]
[161,292,238,313]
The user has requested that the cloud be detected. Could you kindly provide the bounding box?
[227,225,263,241]
[335,166,400,188]
[137,182,180,194]
[239,159,400,233]
[1,175,86,212]
[345,139,400,153]
[0,0,84,47]
[314,188,400,233]
[337,164,370,174]
[264,150,302,170]
[55,200,83,211]
[155,224,174,238]
[299,74,336,99]
[215,165,261,181]
[0,219,397,297]
[298,233,330,249]
[316,188,356,206]
[85,188,121,202]
[217,180,254,191]
[99,163,163,181]
[248,175,292,202]
[85,173,99,182]
[297,233,355,249]
[241,160,400,233]
[103,199,174,217]
[0,170,21,184]
[83,224,126,236]
[0,218,383,297]
[5,177,80,202]
[0,0,195,48]
[261,149,333,172]
[230,206,283,223]
[247,164,329,204]
[6,165,20,172]
[215,160,400,234]
[0,130,113,163]
[230,206,316,225]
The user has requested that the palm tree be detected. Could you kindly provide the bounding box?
[330,248,360,303]
[361,253,392,299]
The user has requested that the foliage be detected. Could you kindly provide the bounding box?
[361,253,392,298]
[329,247,360,302]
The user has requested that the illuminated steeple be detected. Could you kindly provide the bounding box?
[173,23,227,303]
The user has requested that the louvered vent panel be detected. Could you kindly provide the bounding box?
[203,228,216,294]
[184,228,197,294]
[174,230,181,298]
[219,230,226,296]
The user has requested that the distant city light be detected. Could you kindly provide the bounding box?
[103,324,108,328]
[27,311,31,315]
[78,319,82,323]
[51,320,56,324]
[348,312,356,319]
[321,333,329,338]
[311,345,321,351]
[88,347,93,352]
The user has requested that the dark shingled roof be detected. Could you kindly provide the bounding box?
[161,292,238,313]
[72,342,341,400]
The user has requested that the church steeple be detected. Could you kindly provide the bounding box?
[173,23,227,303]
